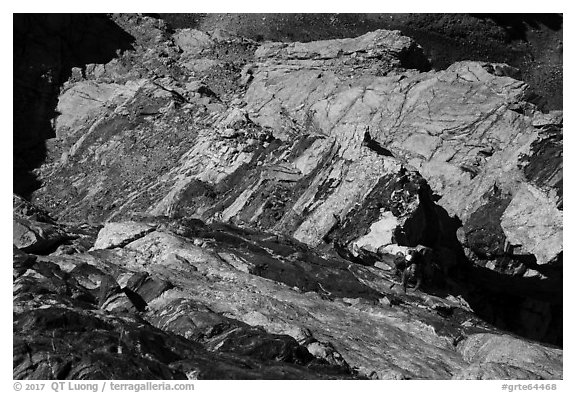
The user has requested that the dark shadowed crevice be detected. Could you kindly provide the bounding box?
[325,173,562,347]
[460,265,562,347]
[463,187,512,259]
[396,43,432,72]
[410,184,562,347]
[13,14,135,199]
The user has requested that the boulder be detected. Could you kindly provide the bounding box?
[92,221,156,250]
[125,271,174,303]
[173,29,214,56]
[500,184,562,264]
[13,217,68,254]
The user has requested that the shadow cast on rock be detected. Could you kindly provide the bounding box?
[13,14,135,199]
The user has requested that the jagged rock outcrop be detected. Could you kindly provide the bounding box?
[32,19,561,268]
[15,14,562,379]
[244,37,562,266]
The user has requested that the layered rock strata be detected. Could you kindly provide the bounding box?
[13,209,563,379]
[14,14,563,379]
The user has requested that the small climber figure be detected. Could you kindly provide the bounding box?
[393,251,407,277]
[402,249,424,293]
[396,166,409,185]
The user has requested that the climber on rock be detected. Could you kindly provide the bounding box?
[393,251,406,277]
[401,248,424,293]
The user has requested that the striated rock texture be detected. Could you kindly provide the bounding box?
[14,212,562,380]
[15,14,562,379]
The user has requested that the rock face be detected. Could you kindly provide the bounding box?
[454,333,562,380]
[13,214,563,380]
[14,14,562,379]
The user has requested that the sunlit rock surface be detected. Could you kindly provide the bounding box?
[15,14,562,379]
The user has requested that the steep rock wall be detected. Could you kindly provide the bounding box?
[27,16,562,346]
